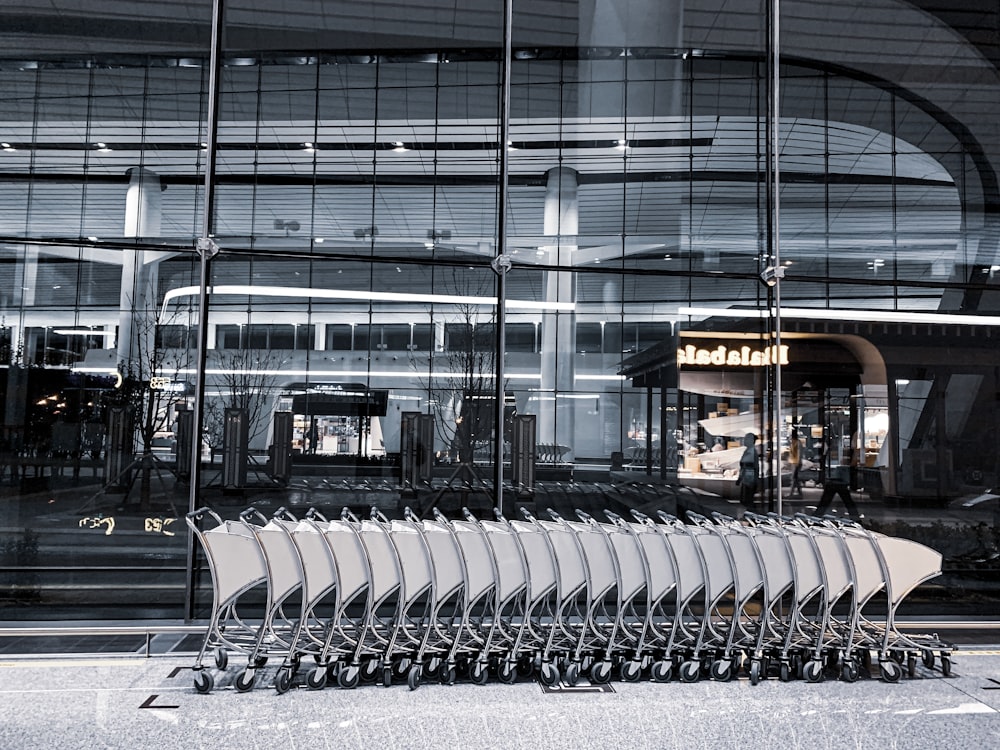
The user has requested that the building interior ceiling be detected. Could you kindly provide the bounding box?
[0,0,997,323]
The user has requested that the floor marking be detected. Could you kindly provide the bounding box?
[139,694,180,709]
[539,679,615,694]
[0,658,148,669]
[167,666,192,679]
[981,678,1000,690]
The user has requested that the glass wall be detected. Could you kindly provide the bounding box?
[1,0,998,620]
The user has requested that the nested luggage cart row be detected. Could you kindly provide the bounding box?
[185,504,953,694]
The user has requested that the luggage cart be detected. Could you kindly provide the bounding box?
[835,518,953,680]
[293,508,375,691]
[476,509,533,683]
[187,507,271,694]
[615,509,683,682]
[739,512,803,682]
[598,509,657,682]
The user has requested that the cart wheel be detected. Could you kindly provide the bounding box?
[679,661,700,683]
[274,667,294,695]
[393,658,411,680]
[517,657,534,677]
[539,662,559,687]
[359,659,378,682]
[860,649,872,671]
[791,653,804,680]
[778,662,791,683]
[498,661,517,684]
[941,655,952,677]
[306,666,327,690]
[651,660,672,683]
[424,658,441,680]
[193,670,214,694]
[880,660,903,683]
[803,660,824,683]
[907,654,917,679]
[441,665,457,685]
[407,664,422,691]
[214,648,228,671]
[591,661,612,684]
[621,660,642,683]
[749,659,762,685]
[921,649,935,670]
[710,659,734,682]
[564,662,580,687]
[841,661,859,683]
[382,665,393,688]
[470,661,489,685]
[234,669,255,693]
[253,656,268,668]
[338,665,360,689]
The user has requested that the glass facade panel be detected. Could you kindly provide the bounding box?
[0,0,998,622]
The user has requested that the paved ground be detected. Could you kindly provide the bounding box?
[2,649,1000,749]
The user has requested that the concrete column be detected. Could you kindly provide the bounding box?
[539,167,578,457]
[118,168,163,368]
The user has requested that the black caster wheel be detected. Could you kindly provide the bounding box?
[193,670,214,694]
[841,661,859,683]
[679,661,700,683]
[498,661,517,684]
[921,649,935,670]
[234,669,255,693]
[590,661,612,684]
[711,659,734,682]
[306,666,327,690]
[803,660,824,683]
[564,662,580,686]
[651,660,672,683]
[407,664,422,691]
[470,661,489,685]
[214,648,228,671]
[621,660,643,683]
[274,667,294,695]
[539,662,559,687]
[338,665,360,689]
[880,660,903,683]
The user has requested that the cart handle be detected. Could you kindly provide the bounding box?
[463,507,479,522]
[432,507,449,524]
[656,509,680,525]
[403,506,420,523]
[273,506,297,522]
[305,507,329,523]
[186,507,224,527]
[239,507,268,524]
[629,508,650,523]
[341,507,360,523]
[685,510,710,526]
[545,507,564,522]
[710,511,732,525]
[371,507,390,523]
[603,509,624,525]
[518,506,537,522]
[575,509,596,524]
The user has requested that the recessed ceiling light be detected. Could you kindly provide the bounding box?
[392,142,408,152]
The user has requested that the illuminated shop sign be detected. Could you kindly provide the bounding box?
[677,343,789,367]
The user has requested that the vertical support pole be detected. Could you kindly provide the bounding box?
[185,0,225,622]
[492,0,514,517]
[771,0,784,516]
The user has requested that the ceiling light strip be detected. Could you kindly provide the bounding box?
[679,306,1000,327]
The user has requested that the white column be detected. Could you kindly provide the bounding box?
[539,167,578,457]
[118,168,163,368]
